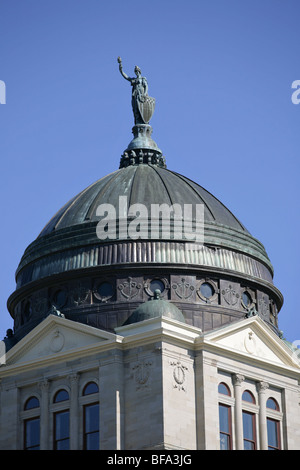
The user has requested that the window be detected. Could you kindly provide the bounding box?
[54,410,70,450]
[24,396,40,410]
[219,404,232,449]
[82,382,99,450]
[218,382,232,450]
[84,403,99,450]
[267,397,281,450]
[242,291,252,308]
[23,396,40,450]
[242,390,257,449]
[150,279,165,294]
[266,397,279,411]
[24,417,40,450]
[242,390,255,404]
[267,418,281,450]
[200,282,215,299]
[218,382,231,396]
[53,389,70,450]
[54,389,69,403]
[83,382,99,396]
[243,411,256,450]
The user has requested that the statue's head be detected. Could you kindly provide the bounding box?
[134,65,141,76]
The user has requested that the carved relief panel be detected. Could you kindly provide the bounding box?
[117,276,144,302]
[170,275,196,302]
[220,280,241,310]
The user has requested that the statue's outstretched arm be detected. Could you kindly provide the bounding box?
[117,57,131,82]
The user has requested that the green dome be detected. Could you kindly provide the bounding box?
[125,290,185,325]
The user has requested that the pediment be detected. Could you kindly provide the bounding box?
[4,314,121,367]
[203,316,300,369]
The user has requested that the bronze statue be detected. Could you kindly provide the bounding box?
[118,57,155,125]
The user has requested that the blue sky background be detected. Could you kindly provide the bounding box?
[0,0,299,344]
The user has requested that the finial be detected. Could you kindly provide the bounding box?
[153,289,161,300]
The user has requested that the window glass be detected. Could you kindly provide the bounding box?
[53,289,67,308]
[242,390,255,403]
[83,382,99,396]
[267,418,280,450]
[24,396,40,410]
[54,411,70,450]
[84,403,99,450]
[24,418,40,450]
[150,279,165,294]
[54,389,69,403]
[200,282,214,299]
[97,282,113,298]
[243,411,256,450]
[242,291,252,307]
[218,382,231,396]
[266,398,279,411]
[219,404,232,450]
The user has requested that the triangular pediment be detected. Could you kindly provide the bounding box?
[202,316,300,370]
[3,315,121,368]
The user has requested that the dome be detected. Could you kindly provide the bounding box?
[7,71,284,343]
[15,163,273,288]
[125,289,186,324]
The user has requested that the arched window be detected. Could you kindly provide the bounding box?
[53,389,70,450]
[53,389,69,403]
[82,381,99,450]
[23,396,40,450]
[242,390,256,404]
[24,396,40,410]
[266,397,279,411]
[83,382,99,396]
[218,382,231,396]
[266,397,281,450]
[218,382,232,450]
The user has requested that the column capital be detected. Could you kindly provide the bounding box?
[68,373,79,385]
[257,381,269,393]
[38,378,49,391]
[232,373,245,386]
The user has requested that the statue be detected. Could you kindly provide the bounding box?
[117,57,155,125]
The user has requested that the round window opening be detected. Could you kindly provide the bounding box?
[150,279,165,294]
[97,282,114,298]
[242,291,252,307]
[200,282,215,299]
[53,289,67,308]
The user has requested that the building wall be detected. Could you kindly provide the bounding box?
[0,318,299,450]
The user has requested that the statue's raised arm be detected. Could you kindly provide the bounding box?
[117,57,155,125]
[117,57,132,82]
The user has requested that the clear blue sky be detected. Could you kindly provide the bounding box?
[0,0,299,344]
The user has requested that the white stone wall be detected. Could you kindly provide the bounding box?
[0,315,299,450]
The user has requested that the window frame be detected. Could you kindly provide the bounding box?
[266,396,282,450]
[80,380,100,450]
[241,389,258,450]
[21,395,41,450]
[23,416,40,450]
[53,409,70,450]
[219,403,233,450]
[83,401,100,450]
[242,410,257,450]
[218,381,234,450]
[50,388,71,450]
